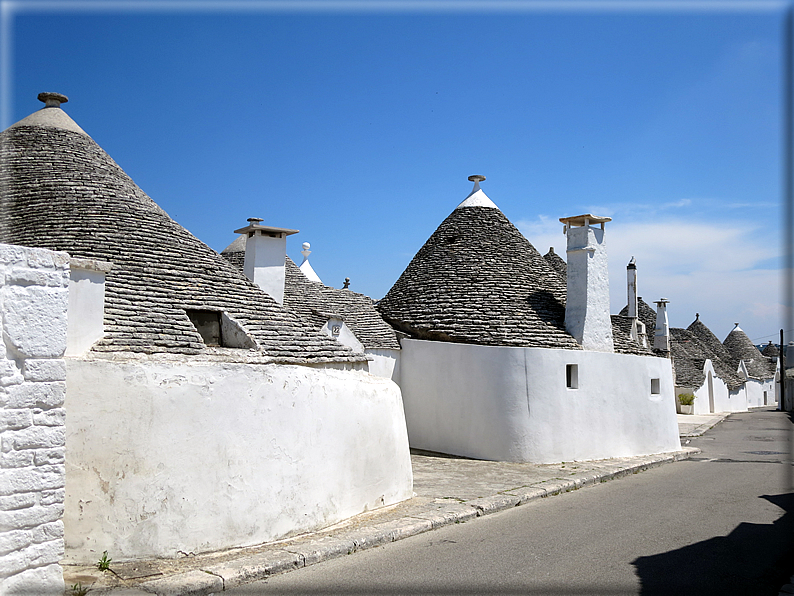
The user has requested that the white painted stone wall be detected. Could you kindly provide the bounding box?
[64,359,413,562]
[684,360,728,415]
[398,339,680,463]
[365,349,400,381]
[0,244,69,596]
[65,259,111,356]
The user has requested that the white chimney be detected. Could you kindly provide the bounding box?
[560,214,614,352]
[626,257,647,347]
[233,217,298,305]
[653,298,671,353]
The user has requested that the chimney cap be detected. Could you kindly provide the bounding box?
[627,256,636,269]
[468,175,486,183]
[654,298,670,306]
[234,217,298,236]
[38,92,68,108]
[559,214,612,227]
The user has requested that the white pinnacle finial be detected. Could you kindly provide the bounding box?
[299,241,322,283]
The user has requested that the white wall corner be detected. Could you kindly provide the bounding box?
[66,258,112,356]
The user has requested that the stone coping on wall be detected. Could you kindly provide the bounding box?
[68,257,113,273]
[73,348,373,366]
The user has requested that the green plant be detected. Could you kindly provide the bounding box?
[70,583,90,596]
[97,551,112,571]
[678,393,696,406]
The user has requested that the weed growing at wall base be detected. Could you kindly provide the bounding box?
[97,551,112,571]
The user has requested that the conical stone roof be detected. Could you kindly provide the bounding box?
[376,185,579,349]
[723,325,774,379]
[543,247,567,280]
[618,297,658,337]
[0,97,362,363]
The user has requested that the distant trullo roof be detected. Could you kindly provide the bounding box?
[221,237,399,350]
[0,94,361,363]
[668,316,744,391]
[761,341,779,358]
[618,297,658,336]
[376,178,580,349]
[723,324,775,379]
[543,247,567,280]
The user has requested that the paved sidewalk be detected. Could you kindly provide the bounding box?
[677,411,731,437]
[63,429,710,595]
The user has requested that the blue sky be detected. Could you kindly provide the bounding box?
[2,0,788,345]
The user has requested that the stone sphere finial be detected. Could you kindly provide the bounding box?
[38,92,69,108]
[302,242,310,251]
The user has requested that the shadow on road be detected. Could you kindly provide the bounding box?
[633,492,794,595]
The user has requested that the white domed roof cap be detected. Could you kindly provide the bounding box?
[455,175,500,209]
[8,92,88,136]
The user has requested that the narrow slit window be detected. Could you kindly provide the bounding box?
[186,310,222,346]
[566,364,578,389]
[650,378,661,394]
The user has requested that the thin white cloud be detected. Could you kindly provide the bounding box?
[517,214,783,341]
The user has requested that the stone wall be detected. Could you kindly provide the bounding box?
[0,244,68,595]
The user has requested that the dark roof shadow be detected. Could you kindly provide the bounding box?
[632,492,794,595]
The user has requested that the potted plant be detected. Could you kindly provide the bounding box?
[677,392,696,415]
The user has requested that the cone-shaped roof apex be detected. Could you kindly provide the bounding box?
[455,175,499,209]
[8,92,87,136]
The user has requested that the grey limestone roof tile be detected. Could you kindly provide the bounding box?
[0,109,363,363]
[618,297,658,335]
[723,326,775,380]
[376,205,581,349]
[610,315,654,356]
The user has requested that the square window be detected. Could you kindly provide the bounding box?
[651,378,661,394]
[566,364,578,389]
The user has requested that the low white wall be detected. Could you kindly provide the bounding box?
[64,359,413,562]
[0,244,69,596]
[365,348,400,381]
[399,339,680,463]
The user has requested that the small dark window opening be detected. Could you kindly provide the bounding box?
[186,310,222,346]
[651,378,661,394]
[445,236,459,244]
[566,364,578,389]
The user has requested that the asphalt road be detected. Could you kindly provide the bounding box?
[227,408,793,596]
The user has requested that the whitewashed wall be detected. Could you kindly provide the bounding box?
[745,377,775,408]
[64,360,413,562]
[365,349,400,381]
[399,339,680,463]
[0,244,69,596]
[685,360,730,415]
